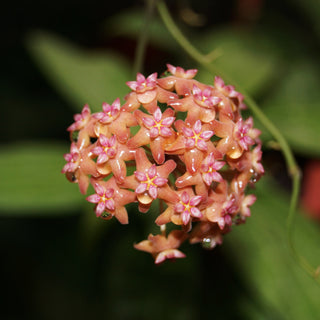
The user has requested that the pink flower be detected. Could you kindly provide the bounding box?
[87,182,115,217]
[166,64,198,79]
[183,120,214,151]
[126,73,157,93]
[61,142,80,173]
[94,98,121,124]
[134,164,168,200]
[192,85,221,108]
[62,142,98,194]
[86,178,136,224]
[142,107,175,138]
[200,153,225,185]
[123,149,178,210]
[214,76,245,110]
[240,194,256,218]
[134,230,187,264]
[91,134,117,164]
[234,117,257,151]
[67,104,91,132]
[174,191,203,225]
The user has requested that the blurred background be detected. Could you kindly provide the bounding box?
[1,0,320,319]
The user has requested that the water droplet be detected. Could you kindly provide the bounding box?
[201,237,217,250]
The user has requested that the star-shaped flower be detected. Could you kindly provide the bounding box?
[62,142,98,194]
[126,72,158,105]
[91,134,135,183]
[127,107,176,164]
[86,178,136,224]
[94,98,121,124]
[93,98,137,143]
[134,230,187,264]
[123,148,178,211]
[174,190,203,225]
[67,104,91,132]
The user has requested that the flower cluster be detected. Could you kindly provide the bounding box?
[62,64,264,263]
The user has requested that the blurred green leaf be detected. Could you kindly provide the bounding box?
[105,9,177,51]
[195,28,280,95]
[26,31,131,112]
[259,60,320,156]
[0,142,82,214]
[291,0,320,38]
[226,178,320,319]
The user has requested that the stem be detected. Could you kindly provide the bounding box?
[157,0,319,284]
[133,0,157,75]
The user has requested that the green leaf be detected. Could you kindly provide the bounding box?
[26,31,131,112]
[195,28,280,95]
[290,0,320,38]
[104,9,177,51]
[0,142,83,214]
[259,60,320,156]
[226,178,320,319]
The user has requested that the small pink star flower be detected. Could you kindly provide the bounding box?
[192,85,221,108]
[126,72,158,106]
[234,117,256,151]
[67,104,91,132]
[183,120,214,151]
[134,164,168,200]
[240,194,256,218]
[94,98,121,124]
[87,182,115,217]
[201,153,225,185]
[214,76,245,110]
[91,134,117,164]
[61,142,80,173]
[126,72,157,93]
[134,230,187,264]
[86,178,136,224]
[174,191,203,225]
[141,107,175,138]
[166,64,198,79]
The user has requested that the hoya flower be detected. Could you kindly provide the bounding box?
[92,134,117,164]
[86,178,136,224]
[167,120,215,174]
[62,142,97,194]
[214,76,245,110]
[91,134,135,183]
[192,85,221,109]
[233,117,257,151]
[174,190,203,225]
[94,99,137,143]
[240,194,257,218]
[123,149,178,210]
[94,98,121,124]
[135,164,168,200]
[127,107,176,164]
[134,230,187,264]
[167,64,198,79]
[126,72,158,105]
[200,153,226,186]
[67,104,91,132]
[62,142,80,174]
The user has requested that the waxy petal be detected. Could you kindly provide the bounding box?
[135,183,148,194]
[148,185,158,199]
[134,171,147,182]
[86,194,101,203]
[153,177,168,187]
